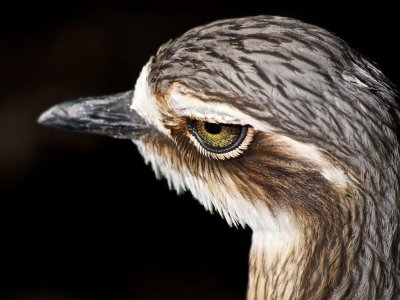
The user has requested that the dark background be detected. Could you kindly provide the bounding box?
[1,1,399,300]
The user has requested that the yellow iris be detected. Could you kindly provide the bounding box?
[190,120,245,151]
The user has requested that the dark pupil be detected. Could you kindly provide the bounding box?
[204,122,222,134]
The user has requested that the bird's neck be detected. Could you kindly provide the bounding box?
[246,215,358,300]
[246,199,400,300]
[247,230,304,300]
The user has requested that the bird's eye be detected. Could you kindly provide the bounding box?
[187,119,253,160]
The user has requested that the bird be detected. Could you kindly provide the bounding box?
[38,15,399,299]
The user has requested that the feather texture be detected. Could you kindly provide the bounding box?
[131,15,400,299]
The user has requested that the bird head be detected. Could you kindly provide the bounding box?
[39,16,399,257]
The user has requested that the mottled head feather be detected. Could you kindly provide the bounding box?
[131,15,400,299]
[149,16,399,170]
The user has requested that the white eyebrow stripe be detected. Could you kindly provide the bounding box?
[130,60,170,135]
[168,89,273,132]
[278,135,348,188]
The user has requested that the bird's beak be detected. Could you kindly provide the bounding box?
[38,90,153,139]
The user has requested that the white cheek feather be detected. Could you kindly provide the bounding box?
[251,214,302,261]
[130,60,170,136]
[133,139,301,257]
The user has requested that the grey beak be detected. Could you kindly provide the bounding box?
[38,90,153,139]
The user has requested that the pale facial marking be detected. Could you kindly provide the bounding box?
[278,135,348,188]
[168,87,274,131]
[252,213,302,260]
[130,61,170,136]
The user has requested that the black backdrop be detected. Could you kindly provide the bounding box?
[1,1,399,300]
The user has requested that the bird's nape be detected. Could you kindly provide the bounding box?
[38,15,400,299]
